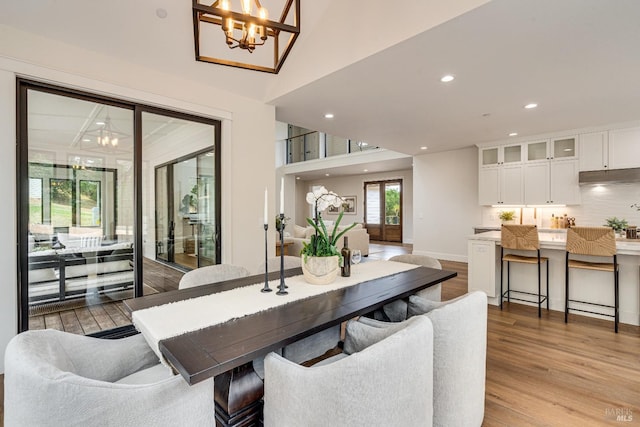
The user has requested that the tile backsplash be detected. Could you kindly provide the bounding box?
[482,183,640,229]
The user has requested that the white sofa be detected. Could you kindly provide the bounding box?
[28,242,134,304]
[288,222,370,257]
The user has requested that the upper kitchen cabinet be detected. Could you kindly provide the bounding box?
[526,137,577,163]
[579,131,608,171]
[609,127,640,170]
[524,159,580,205]
[579,127,640,171]
[478,144,524,205]
[524,136,580,205]
[479,144,523,167]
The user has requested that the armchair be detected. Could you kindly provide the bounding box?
[4,329,215,427]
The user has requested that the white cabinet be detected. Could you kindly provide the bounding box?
[609,127,640,169]
[468,240,497,297]
[523,137,579,205]
[524,159,580,205]
[479,164,523,205]
[579,131,608,171]
[478,144,524,205]
[580,128,640,171]
[479,137,579,206]
[479,144,523,168]
[526,137,577,163]
[551,160,581,204]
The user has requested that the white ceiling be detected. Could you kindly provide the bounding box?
[2,0,640,163]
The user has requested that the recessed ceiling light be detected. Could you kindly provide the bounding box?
[325,173,330,177]
[295,176,300,180]
[324,113,334,119]
[509,132,518,137]
[440,75,455,83]
[82,138,91,142]
[95,121,105,125]
[156,8,168,19]
[524,103,538,109]
[363,169,368,172]
[420,146,428,150]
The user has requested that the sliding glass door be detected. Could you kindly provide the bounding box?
[18,80,221,334]
[19,85,134,334]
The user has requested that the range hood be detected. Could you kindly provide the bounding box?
[579,167,640,185]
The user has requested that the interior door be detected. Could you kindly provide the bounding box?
[383,181,402,242]
[196,151,215,267]
[364,180,403,243]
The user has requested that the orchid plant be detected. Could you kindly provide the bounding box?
[301,186,357,262]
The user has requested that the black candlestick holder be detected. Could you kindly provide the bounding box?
[276,213,288,295]
[261,223,272,293]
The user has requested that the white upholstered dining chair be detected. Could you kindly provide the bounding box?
[178,263,250,289]
[263,316,434,427]
[4,329,215,427]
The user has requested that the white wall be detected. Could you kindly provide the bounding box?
[0,70,17,374]
[413,147,482,262]
[0,27,276,372]
[297,169,414,243]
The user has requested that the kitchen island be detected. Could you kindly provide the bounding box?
[468,230,640,326]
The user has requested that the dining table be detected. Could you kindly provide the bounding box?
[124,260,457,427]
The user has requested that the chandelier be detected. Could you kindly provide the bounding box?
[80,115,127,149]
[192,0,300,74]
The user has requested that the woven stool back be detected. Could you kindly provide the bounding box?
[501,224,540,251]
[566,226,616,256]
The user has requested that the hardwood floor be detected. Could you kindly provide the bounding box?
[5,246,639,426]
[439,260,640,426]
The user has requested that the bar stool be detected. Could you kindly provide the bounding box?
[565,226,618,332]
[500,224,549,317]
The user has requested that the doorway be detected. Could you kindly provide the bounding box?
[154,149,217,271]
[364,179,403,243]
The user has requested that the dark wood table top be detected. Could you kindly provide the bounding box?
[124,265,456,385]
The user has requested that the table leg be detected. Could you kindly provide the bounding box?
[214,362,264,427]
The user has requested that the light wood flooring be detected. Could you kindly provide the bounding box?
[4,243,640,426]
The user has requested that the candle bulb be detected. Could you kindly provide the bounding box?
[280,177,284,214]
[264,187,268,225]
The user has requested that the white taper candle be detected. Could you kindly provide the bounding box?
[264,187,268,225]
[280,177,284,214]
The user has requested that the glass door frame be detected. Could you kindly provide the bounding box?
[153,147,219,271]
[16,79,222,333]
[363,179,403,243]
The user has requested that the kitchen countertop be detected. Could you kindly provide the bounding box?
[470,230,640,256]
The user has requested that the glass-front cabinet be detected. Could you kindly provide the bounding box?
[478,136,579,206]
[527,137,577,162]
[479,144,523,167]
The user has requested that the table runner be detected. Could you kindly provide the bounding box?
[133,260,419,362]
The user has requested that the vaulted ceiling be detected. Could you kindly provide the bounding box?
[2,0,640,157]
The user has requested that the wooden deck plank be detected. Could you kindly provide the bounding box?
[87,304,117,330]
[43,313,64,331]
[73,307,101,335]
[102,302,132,327]
[58,311,83,334]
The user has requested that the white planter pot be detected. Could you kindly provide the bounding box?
[301,255,340,285]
